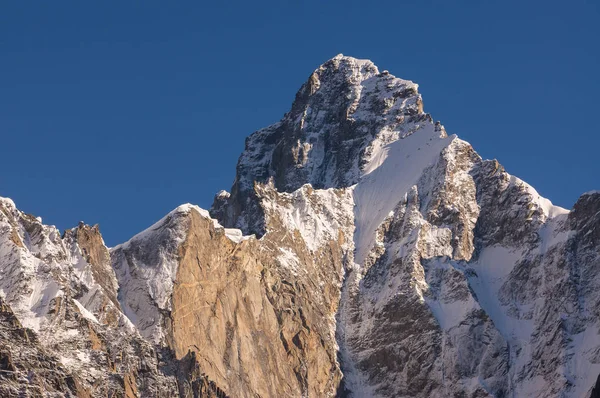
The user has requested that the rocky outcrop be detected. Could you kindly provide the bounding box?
[0,198,212,397]
[113,186,354,397]
[0,297,91,398]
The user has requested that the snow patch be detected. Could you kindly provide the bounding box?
[277,247,301,274]
[511,176,569,218]
[0,196,16,210]
[425,259,478,330]
[467,246,529,342]
[261,185,355,253]
[73,298,99,324]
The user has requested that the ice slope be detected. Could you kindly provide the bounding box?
[353,125,453,265]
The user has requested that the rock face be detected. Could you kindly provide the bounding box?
[111,199,350,397]
[1,55,599,397]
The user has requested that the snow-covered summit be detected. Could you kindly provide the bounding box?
[331,53,378,69]
[216,55,434,235]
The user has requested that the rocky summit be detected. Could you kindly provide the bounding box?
[1,55,598,397]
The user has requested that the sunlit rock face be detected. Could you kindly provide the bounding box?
[1,56,598,397]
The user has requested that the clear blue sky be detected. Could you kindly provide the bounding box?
[1,1,598,246]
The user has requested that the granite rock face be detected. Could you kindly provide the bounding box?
[1,55,599,397]
[111,197,351,397]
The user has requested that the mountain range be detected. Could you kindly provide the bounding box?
[1,55,598,397]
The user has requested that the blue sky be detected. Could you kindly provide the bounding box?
[1,1,598,246]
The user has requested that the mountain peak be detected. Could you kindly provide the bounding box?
[295,55,417,106]
[324,53,379,73]
[217,56,430,234]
